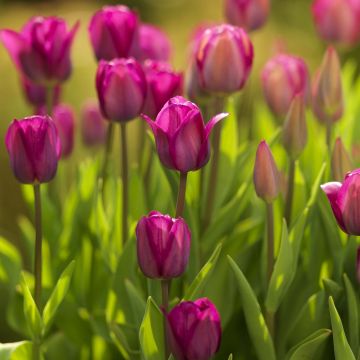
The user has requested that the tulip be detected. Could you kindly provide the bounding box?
[225,0,270,32]
[261,54,310,117]
[136,211,191,279]
[331,138,352,182]
[357,246,360,284]
[5,116,61,184]
[321,169,360,235]
[312,0,360,45]
[96,58,147,122]
[195,24,253,94]
[142,96,228,173]
[167,298,221,360]
[142,60,183,118]
[81,100,107,147]
[88,5,139,61]
[1,16,79,85]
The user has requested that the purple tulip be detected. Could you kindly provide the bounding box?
[321,169,360,235]
[225,0,270,32]
[142,96,228,173]
[136,211,191,279]
[167,298,221,360]
[0,16,79,85]
[96,58,147,122]
[261,54,310,116]
[81,100,107,147]
[142,60,183,118]
[89,5,139,61]
[52,104,75,158]
[5,116,61,184]
[195,24,253,94]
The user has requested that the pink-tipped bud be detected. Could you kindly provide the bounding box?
[254,141,281,203]
[331,138,352,182]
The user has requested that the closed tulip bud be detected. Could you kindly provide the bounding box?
[261,54,310,116]
[142,60,183,118]
[1,17,79,85]
[195,24,253,94]
[136,211,191,279]
[167,298,221,360]
[81,100,107,147]
[225,0,270,32]
[5,116,60,184]
[96,58,146,122]
[89,5,139,61]
[282,94,307,159]
[52,104,75,158]
[321,169,360,235]
[254,141,281,203]
[143,96,228,173]
[357,246,360,284]
[331,138,352,182]
[312,47,343,124]
[312,0,360,45]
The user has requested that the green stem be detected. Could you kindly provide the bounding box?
[46,86,53,116]
[284,159,295,226]
[161,280,170,359]
[120,123,129,245]
[175,172,188,218]
[101,122,114,190]
[34,184,42,310]
[326,122,332,158]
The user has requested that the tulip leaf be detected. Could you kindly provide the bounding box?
[125,279,146,328]
[0,341,33,360]
[183,243,222,301]
[329,296,356,360]
[228,256,276,360]
[307,162,326,209]
[323,278,343,300]
[0,237,21,290]
[228,355,233,360]
[42,261,75,335]
[139,297,165,360]
[110,322,140,360]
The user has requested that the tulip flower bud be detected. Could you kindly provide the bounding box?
[195,24,253,94]
[81,100,107,147]
[1,17,79,85]
[331,138,352,182]
[96,58,146,122]
[5,116,60,184]
[225,0,270,32]
[357,246,360,284]
[321,169,360,235]
[167,298,221,360]
[52,104,75,158]
[136,211,191,279]
[142,96,228,173]
[89,5,139,61]
[261,54,310,116]
[312,0,360,45]
[142,60,183,118]
[312,47,343,125]
[282,94,307,159]
[254,141,281,203]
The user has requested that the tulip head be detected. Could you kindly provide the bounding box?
[225,0,270,32]
[88,5,139,61]
[167,297,221,360]
[331,138,353,182]
[143,96,228,173]
[136,211,191,279]
[1,16,79,85]
[5,116,60,184]
[254,141,281,203]
[96,58,146,122]
[195,24,253,94]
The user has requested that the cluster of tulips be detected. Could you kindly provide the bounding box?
[2,0,360,359]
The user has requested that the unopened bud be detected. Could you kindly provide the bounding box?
[331,137,352,181]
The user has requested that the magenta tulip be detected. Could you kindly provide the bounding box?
[167,298,221,360]
[142,96,228,173]
[1,16,79,85]
[5,116,60,184]
[96,58,146,122]
[89,5,139,61]
[136,211,191,279]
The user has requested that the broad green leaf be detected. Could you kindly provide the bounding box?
[125,279,146,328]
[0,341,32,360]
[323,279,343,300]
[139,297,165,360]
[110,322,140,360]
[228,256,276,360]
[306,162,326,209]
[289,208,308,264]
[42,261,75,335]
[183,243,222,300]
[329,296,355,360]
[0,237,21,289]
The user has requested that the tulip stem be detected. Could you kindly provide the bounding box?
[161,280,170,359]
[284,159,295,226]
[46,86,54,116]
[326,123,332,157]
[33,184,42,310]
[175,172,188,218]
[101,122,114,191]
[120,123,129,245]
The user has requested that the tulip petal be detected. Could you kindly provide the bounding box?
[0,30,26,68]
[204,112,228,140]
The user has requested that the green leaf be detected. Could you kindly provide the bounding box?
[323,279,343,300]
[228,256,276,360]
[306,162,326,209]
[329,296,356,360]
[125,279,146,328]
[0,341,32,360]
[110,322,140,360]
[183,243,222,301]
[0,237,21,289]
[228,354,233,360]
[42,261,75,335]
[139,297,165,360]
